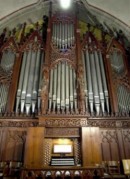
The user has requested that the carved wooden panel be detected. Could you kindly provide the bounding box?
[39,118,87,127]
[100,128,130,160]
[82,127,101,166]
[44,139,52,166]
[1,129,26,161]
[24,127,45,168]
[73,138,81,165]
[45,128,80,137]
[122,129,130,158]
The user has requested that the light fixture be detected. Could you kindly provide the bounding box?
[59,0,71,9]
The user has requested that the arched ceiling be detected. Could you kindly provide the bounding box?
[86,0,130,25]
[0,0,130,35]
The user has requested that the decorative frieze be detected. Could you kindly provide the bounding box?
[0,117,130,128]
[39,118,87,127]
[45,128,80,137]
[0,120,38,127]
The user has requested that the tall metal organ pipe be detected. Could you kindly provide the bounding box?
[82,39,110,115]
[0,50,15,113]
[15,44,43,115]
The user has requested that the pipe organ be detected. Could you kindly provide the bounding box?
[15,38,43,115]
[109,47,130,113]
[82,36,110,115]
[1,10,130,172]
[0,49,15,113]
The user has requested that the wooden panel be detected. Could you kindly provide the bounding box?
[91,127,101,164]
[124,142,130,158]
[81,127,101,166]
[117,129,125,159]
[101,143,111,161]
[110,142,119,161]
[24,127,45,168]
[122,129,130,158]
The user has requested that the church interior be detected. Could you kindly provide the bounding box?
[0,0,130,178]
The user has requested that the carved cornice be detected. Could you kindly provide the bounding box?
[0,120,38,127]
[39,118,87,127]
[0,117,130,128]
[88,119,130,128]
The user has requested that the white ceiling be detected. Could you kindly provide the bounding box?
[0,0,130,34]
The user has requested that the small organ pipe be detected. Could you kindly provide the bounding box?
[62,23,65,49]
[59,22,62,49]
[65,23,67,49]
[56,23,59,47]
[68,23,70,47]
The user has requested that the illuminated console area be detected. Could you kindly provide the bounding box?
[51,139,75,166]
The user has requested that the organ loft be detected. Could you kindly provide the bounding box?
[0,0,130,178]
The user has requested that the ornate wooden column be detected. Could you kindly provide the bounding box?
[41,9,52,115]
[76,28,86,114]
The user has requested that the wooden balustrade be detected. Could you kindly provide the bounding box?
[20,167,104,179]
